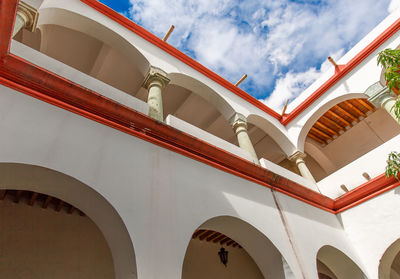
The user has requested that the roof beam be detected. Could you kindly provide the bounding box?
[28,192,38,206]
[42,196,52,208]
[311,127,333,140]
[307,133,326,144]
[14,190,23,203]
[321,115,345,131]
[335,105,358,122]
[0,190,6,200]
[327,110,351,127]
[315,120,339,136]
[345,100,366,117]
[358,99,375,112]
[56,200,64,212]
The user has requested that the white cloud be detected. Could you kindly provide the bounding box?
[389,0,400,13]
[129,0,392,103]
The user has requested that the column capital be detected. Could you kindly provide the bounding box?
[364,81,396,108]
[17,1,39,33]
[229,113,247,131]
[288,151,306,163]
[143,66,170,90]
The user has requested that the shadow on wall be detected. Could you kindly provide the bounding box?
[317,245,366,279]
[0,163,137,279]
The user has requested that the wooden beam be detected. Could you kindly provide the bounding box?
[196,230,210,239]
[206,232,220,241]
[68,205,75,214]
[200,230,214,240]
[315,120,339,136]
[327,110,351,127]
[192,230,205,239]
[321,115,345,131]
[311,127,333,140]
[0,190,6,200]
[56,200,64,212]
[213,234,226,243]
[28,192,38,206]
[14,190,23,203]
[226,240,235,246]
[79,210,85,216]
[281,99,290,116]
[358,99,375,112]
[162,25,175,42]
[42,196,52,208]
[220,237,231,245]
[345,100,366,117]
[235,74,247,87]
[232,243,238,248]
[335,105,358,122]
[307,133,326,144]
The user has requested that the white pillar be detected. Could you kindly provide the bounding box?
[143,67,170,122]
[288,151,317,185]
[230,113,259,165]
[365,82,399,122]
[12,2,39,38]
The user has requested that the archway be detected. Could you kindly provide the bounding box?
[0,163,137,279]
[182,216,295,279]
[15,7,150,96]
[316,245,366,279]
[298,94,400,181]
[379,238,400,279]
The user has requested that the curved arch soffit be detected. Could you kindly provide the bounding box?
[246,114,296,156]
[0,163,137,279]
[183,215,297,279]
[316,245,366,279]
[168,73,236,120]
[37,7,150,76]
[297,93,367,151]
[379,238,400,279]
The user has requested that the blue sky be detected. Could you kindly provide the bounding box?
[100,0,399,111]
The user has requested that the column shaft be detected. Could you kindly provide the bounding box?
[230,113,259,164]
[12,13,26,37]
[365,82,399,123]
[289,151,317,185]
[143,67,170,122]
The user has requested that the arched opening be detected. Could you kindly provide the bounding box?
[136,72,240,150]
[13,8,150,97]
[379,238,400,278]
[182,216,295,279]
[0,163,137,279]
[316,245,366,279]
[299,95,400,181]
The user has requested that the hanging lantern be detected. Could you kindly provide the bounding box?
[218,247,228,267]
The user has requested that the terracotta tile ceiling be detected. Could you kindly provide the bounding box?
[192,229,242,248]
[307,98,375,145]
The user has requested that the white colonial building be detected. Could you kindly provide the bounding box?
[1,0,400,278]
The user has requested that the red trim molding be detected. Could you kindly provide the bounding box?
[0,0,399,215]
[80,0,400,125]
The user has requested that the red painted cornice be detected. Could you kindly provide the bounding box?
[80,0,400,125]
[0,0,399,214]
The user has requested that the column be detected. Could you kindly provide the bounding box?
[288,151,317,184]
[365,82,398,122]
[143,67,170,122]
[230,113,259,164]
[12,2,39,38]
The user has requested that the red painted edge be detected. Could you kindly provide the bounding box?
[80,0,400,125]
[79,0,282,121]
[1,0,399,214]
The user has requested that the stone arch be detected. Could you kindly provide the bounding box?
[167,72,236,120]
[182,215,296,279]
[0,163,137,279]
[297,93,367,151]
[33,7,150,94]
[246,114,296,157]
[316,245,366,279]
[379,238,400,279]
